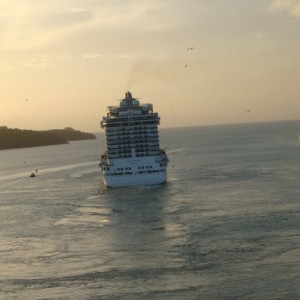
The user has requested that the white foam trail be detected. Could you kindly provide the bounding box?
[0,161,98,181]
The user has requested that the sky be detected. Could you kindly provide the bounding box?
[1,0,300,132]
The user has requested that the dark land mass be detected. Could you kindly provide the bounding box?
[0,126,96,150]
[47,127,96,141]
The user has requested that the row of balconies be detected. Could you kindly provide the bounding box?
[107,129,158,135]
[107,134,158,141]
[106,123,157,131]
[108,154,132,159]
[107,150,160,159]
[106,133,158,139]
[106,134,158,140]
[106,136,159,144]
[107,144,159,152]
[103,114,158,122]
[105,121,158,128]
[105,113,158,122]
[107,145,159,152]
[106,133,158,141]
[107,140,159,147]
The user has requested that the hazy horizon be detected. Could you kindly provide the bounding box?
[3,118,300,135]
[1,0,300,132]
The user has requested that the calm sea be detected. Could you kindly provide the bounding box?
[0,120,299,300]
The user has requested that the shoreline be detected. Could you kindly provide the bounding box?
[0,126,96,150]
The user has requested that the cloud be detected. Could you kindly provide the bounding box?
[0,60,14,73]
[0,1,95,51]
[37,9,93,30]
[0,0,191,52]
[82,53,102,59]
[23,59,53,69]
[22,53,72,69]
[270,0,300,19]
[252,31,264,41]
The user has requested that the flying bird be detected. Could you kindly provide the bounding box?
[187,47,195,51]
[246,109,250,113]
[184,64,188,68]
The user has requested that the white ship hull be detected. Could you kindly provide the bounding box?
[103,171,167,187]
[101,156,168,187]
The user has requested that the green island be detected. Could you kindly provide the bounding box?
[0,126,96,150]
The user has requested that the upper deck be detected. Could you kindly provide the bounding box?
[105,91,154,118]
[106,103,153,117]
[100,92,159,128]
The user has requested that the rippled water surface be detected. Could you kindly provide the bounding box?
[0,121,299,299]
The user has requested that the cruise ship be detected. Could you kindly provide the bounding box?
[99,92,169,187]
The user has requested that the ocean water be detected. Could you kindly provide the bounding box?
[0,120,299,300]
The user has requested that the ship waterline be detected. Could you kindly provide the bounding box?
[99,92,168,187]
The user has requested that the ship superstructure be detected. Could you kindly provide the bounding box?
[99,91,168,187]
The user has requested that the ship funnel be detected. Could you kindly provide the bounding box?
[125,91,132,99]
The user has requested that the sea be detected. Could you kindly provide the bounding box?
[0,120,299,300]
